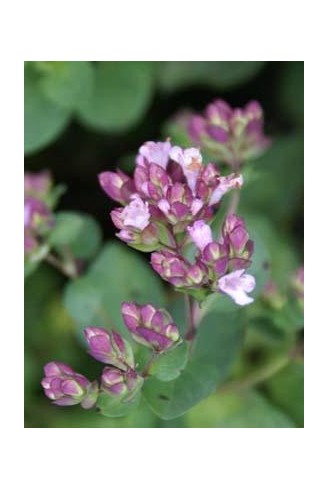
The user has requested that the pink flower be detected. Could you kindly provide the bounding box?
[136,141,172,169]
[187,220,213,251]
[121,197,150,231]
[209,175,243,205]
[169,146,203,193]
[217,269,256,306]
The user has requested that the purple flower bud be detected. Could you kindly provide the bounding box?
[186,264,207,285]
[41,362,98,408]
[188,99,270,166]
[83,327,134,370]
[121,302,181,352]
[101,367,144,400]
[205,99,232,124]
[188,115,206,143]
[213,256,229,276]
[222,214,253,259]
[151,250,189,287]
[202,242,221,263]
[101,367,127,395]
[98,170,135,204]
[206,125,229,143]
[217,269,256,306]
[229,224,249,253]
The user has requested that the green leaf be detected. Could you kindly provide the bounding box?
[158,61,266,92]
[64,242,166,334]
[186,389,295,428]
[24,65,70,155]
[36,61,94,111]
[240,134,304,226]
[49,211,102,259]
[149,343,188,381]
[97,391,142,418]
[272,300,304,332]
[247,223,271,298]
[265,361,304,427]
[143,309,243,419]
[77,61,154,132]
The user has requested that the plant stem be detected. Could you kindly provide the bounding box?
[184,294,197,341]
[227,160,242,215]
[218,355,290,394]
[141,352,158,378]
[227,188,240,215]
[45,252,78,279]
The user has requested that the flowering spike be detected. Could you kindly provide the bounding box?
[188,98,270,166]
[83,327,134,370]
[41,362,98,408]
[121,302,181,352]
[101,367,143,400]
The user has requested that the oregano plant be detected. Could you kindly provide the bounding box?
[25,98,303,421]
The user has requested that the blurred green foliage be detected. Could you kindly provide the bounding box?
[25,61,303,428]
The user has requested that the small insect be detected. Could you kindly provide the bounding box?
[158,394,170,401]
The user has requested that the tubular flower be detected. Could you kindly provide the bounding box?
[217,269,256,306]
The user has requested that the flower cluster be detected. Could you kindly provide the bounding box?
[151,215,256,305]
[99,141,242,250]
[41,362,98,408]
[42,303,181,408]
[188,99,270,168]
[24,171,54,254]
[121,302,180,352]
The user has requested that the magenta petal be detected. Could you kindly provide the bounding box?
[206,125,229,143]
[89,335,111,354]
[214,257,229,276]
[44,362,74,377]
[53,397,81,406]
[135,327,172,351]
[61,380,83,396]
